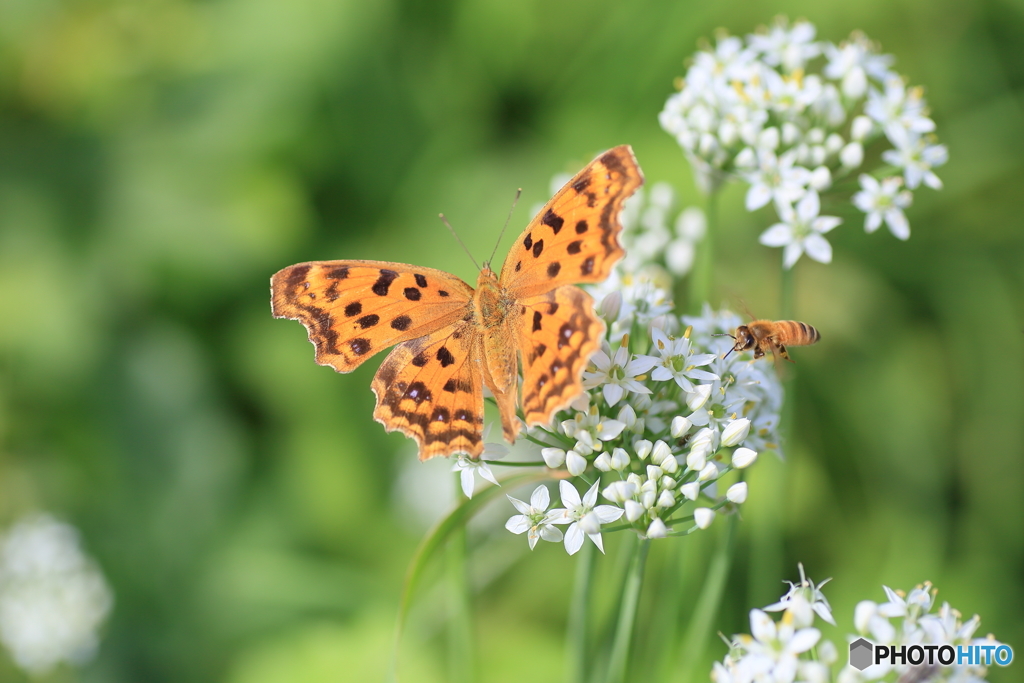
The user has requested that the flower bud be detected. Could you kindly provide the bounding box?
[603,481,637,504]
[680,482,700,501]
[671,415,693,438]
[686,385,711,410]
[657,490,676,509]
[686,449,706,473]
[579,511,602,535]
[851,115,873,141]
[566,450,588,476]
[808,127,825,144]
[641,489,657,509]
[720,418,751,447]
[625,499,645,522]
[541,448,566,468]
[694,507,715,529]
[593,452,612,471]
[726,482,748,504]
[809,166,831,191]
[610,447,630,471]
[646,518,668,538]
[574,431,595,456]
[758,126,780,150]
[660,475,677,490]
[735,146,756,169]
[645,465,664,482]
[660,453,680,474]
[650,440,672,466]
[840,141,863,168]
[782,122,800,145]
[599,290,622,321]
[825,133,844,155]
[731,447,758,469]
[634,439,653,460]
[698,462,719,481]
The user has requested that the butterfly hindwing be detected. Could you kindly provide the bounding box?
[518,286,604,426]
[499,145,643,300]
[271,260,474,373]
[371,321,485,459]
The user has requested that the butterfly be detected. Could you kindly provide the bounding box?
[271,145,643,460]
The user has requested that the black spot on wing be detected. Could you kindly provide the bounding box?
[414,273,427,287]
[431,407,450,423]
[404,287,421,301]
[405,381,431,403]
[547,262,561,277]
[391,315,411,331]
[567,240,582,254]
[344,301,362,317]
[532,240,544,258]
[412,352,428,367]
[325,282,340,301]
[373,269,399,296]
[523,233,533,250]
[439,290,449,297]
[327,266,350,280]
[356,314,379,329]
[600,149,628,175]
[436,346,455,367]
[571,174,590,193]
[542,209,564,234]
[286,265,311,286]
[581,256,595,276]
[557,323,574,349]
[575,220,588,234]
[532,310,542,332]
[350,338,371,355]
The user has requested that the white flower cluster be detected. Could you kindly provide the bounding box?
[659,18,948,267]
[839,583,1002,683]
[0,515,114,675]
[710,568,1004,683]
[500,286,782,554]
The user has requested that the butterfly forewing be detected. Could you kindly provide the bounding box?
[499,145,643,300]
[371,321,485,459]
[518,286,604,426]
[271,260,474,373]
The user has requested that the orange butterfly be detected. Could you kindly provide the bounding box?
[271,146,643,460]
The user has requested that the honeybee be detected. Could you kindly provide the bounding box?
[718,320,820,363]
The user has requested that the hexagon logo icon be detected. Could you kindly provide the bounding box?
[850,638,873,670]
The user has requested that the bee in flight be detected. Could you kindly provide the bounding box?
[717,319,820,363]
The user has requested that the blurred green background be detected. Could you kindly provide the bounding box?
[1,0,1022,681]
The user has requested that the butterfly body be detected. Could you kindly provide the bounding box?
[272,146,643,459]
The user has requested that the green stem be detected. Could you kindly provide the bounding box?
[447,473,476,683]
[605,538,651,683]
[566,539,597,683]
[688,189,718,314]
[650,539,686,682]
[678,514,737,682]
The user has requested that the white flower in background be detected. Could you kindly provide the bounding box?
[852,175,913,239]
[734,609,821,682]
[554,481,625,555]
[882,128,948,190]
[0,515,113,675]
[759,190,842,268]
[764,564,836,626]
[583,340,658,406]
[661,20,945,263]
[505,486,565,550]
[749,19,821,72]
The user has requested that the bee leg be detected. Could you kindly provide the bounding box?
[753,346,764,360]
[777,344,795,363]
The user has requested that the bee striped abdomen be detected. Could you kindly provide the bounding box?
[777,320,820,346]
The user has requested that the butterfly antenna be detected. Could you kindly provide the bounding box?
[488,188,522,267]
[438,213,481,271]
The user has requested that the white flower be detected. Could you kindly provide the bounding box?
[452,450,502,499]
[852,175,913,240]
[866,79,936,143]
[602,480,638,505]
[823,36,895,98]
[646,518,668,538]
[505,486,565,550]
[735,609,821,683]
[0,515,113,675]
[583,341,658,406]
[565,450,588,476]
[759,190,842,268]
[764,564,836,627]
[839,141,863,168]
[749,19,821,72]
[882,129,948,190]
[555,481,625,555]
[641,328,719,393]
[744,149,812,212]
